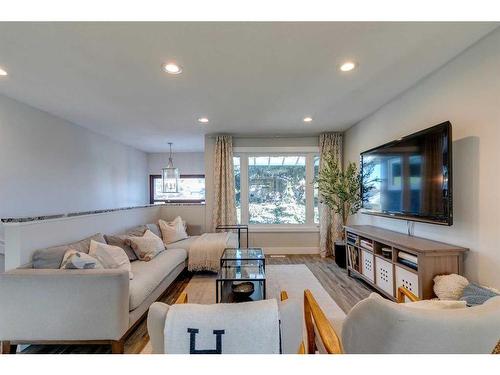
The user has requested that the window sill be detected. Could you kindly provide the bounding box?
[248,225,319,233]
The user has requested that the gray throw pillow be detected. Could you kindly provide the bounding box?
[104,234,138,261]
[146,223,162,239]
[126,225,148,237]
[32,233,106,269]
[460,283,500,306]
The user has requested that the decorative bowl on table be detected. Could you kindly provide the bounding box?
[231,281,255,299]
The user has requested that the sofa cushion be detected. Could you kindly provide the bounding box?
[104,234,138,261]
[32,233,106,269]
[165,236,200,252]
[129,248,187,311]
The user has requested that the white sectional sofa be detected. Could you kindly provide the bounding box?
[0,223,195,354]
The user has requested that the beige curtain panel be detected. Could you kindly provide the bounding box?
[212,135,237,231]
[319,133,343,257]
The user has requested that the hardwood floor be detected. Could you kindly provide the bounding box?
[21,255,373,354]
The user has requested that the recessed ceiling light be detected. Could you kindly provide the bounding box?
[303,117,313,123]
[339,61,356,72]
[0,67,7,76]
[198,117,209,124]
[163,62,182,75]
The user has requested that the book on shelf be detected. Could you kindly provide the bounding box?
[398,251,418,264]
[359,239,373,251]
[398,258,418,271]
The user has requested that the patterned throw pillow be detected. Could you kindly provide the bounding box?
[127,229,165,261]
[460,283,500,306]
[89,240,133,279]
[159,217,188,245]
[60,249,103,270]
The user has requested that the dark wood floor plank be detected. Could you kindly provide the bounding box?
[21,255,374,354]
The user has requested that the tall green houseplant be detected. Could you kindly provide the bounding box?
[316,153,363,239]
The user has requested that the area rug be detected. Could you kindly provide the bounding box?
[140,264,346,354]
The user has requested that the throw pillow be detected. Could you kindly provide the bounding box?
[32,233,106,269]
[104,234,138,261]
[460,283,500,306]
[433,273,469,300]
[127,229,165,261]
[159,217,188,245]
[89,240,133,279]
[60,249,103,270]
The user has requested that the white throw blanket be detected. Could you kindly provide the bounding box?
[164,299,280,354]
[188,232,230,272]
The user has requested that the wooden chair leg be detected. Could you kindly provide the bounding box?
[304,291,316,354]
[1,341,17,354]
[111,339,125,354]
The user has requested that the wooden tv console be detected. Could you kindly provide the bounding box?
[344,225,469,300]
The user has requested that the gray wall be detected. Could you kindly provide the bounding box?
[0,94,149,219]
[344,28,500,287]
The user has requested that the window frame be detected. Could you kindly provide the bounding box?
[234,147,319,231]
[149,174,206,204]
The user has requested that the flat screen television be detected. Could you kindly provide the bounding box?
[360,121,452,225]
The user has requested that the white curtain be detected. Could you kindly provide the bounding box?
[319,133,343,257]
[212,135,237,231]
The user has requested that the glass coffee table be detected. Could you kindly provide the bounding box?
[216,248,266,303]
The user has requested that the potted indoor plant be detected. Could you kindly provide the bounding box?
[316,154,365,267]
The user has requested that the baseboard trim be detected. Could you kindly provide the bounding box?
[264,247,320,255]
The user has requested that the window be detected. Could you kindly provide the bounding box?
[234,151,319,228]
[233,156,241,223]
[314,155,320,224]
[248,156,306,224]
[150,174,205,203]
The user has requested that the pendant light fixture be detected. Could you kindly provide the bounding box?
[162,142,179,193]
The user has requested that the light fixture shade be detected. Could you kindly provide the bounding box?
[162,165,179,193]
[162,142,179,193]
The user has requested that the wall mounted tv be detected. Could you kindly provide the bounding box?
[360,121,452,225]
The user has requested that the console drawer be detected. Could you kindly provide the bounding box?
[361,249,374,282]
[375,257,394,297]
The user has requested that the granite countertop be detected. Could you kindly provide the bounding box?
[1,202,205,223]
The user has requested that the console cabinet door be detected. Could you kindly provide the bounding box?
[395,265,419,298]
[375,257,394,297]
[361,249,374,282]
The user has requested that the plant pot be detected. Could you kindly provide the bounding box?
[334,241,347,269]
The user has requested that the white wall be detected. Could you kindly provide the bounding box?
[0,94,149,220]
[344,28,500,287]
[147,152,205,176]
[3,206,161,270]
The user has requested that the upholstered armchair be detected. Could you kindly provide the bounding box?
[305,287,500,354]
[147,291,304,354]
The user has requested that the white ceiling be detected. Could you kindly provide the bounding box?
[0,22,497,152]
